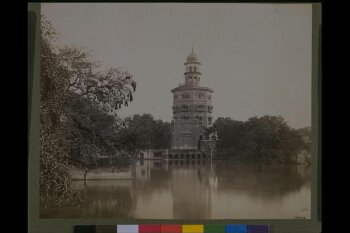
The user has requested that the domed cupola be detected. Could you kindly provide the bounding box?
[185,47,201,65]
[184,47,202,87]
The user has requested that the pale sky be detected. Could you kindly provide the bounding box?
[42,3,312,129]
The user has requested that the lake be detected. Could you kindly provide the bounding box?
[40,160,311,219]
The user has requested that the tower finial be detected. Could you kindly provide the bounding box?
[192,45,194,53]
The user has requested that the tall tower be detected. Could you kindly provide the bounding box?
[171,49,214,150]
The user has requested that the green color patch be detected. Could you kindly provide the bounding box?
[204,224,226,233]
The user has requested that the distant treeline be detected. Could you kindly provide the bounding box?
[210,116,311,163]
[67,108,310,167]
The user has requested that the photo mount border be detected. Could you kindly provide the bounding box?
[27,3,322,233]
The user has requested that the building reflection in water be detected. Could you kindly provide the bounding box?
[40,160,311,219]
[170,161,212,219]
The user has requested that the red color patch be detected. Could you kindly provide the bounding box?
[139,224,161,233]
[161,225,182,233]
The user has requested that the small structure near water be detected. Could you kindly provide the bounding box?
[137,147,215,160]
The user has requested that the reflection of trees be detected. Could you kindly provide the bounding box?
[73,180,135,218]
[214,161,311,201]
[132,165,172,198]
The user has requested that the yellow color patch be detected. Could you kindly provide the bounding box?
[182,225,204,233]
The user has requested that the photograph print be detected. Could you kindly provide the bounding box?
[39,3,313,219]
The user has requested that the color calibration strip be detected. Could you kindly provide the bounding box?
[74,224,269,233]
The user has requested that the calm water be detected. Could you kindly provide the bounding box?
[40,160,311,219]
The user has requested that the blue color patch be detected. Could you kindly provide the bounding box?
[225,224,247,233]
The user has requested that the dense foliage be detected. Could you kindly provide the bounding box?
[40,17,78,205]
[117,114,172,151]
[40,17,136,205]
[210,116,310,163]
[64,94,120,168]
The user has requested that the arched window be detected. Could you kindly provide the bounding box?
[198,105,204,110]
[194,66,197,72]
[182,93,190,99]
[182,104,188,110]
[189,67,192,72]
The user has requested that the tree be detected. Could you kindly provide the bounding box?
[40,16,137,205]
[59,46,136,113]
[210,117,245,151]
[297,127,311,153]
[243,116,288,159]
[210,115,309,162]
[40,16,78,206]
[153,119,172,149]
[64,94,119,167]
[115,114,172,154]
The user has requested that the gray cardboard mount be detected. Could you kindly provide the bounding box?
[28,3,322,233]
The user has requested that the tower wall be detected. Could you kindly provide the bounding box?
[172,89,213,127]
[171,120,207,150]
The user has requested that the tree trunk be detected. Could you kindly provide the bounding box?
[83,168,88,183]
